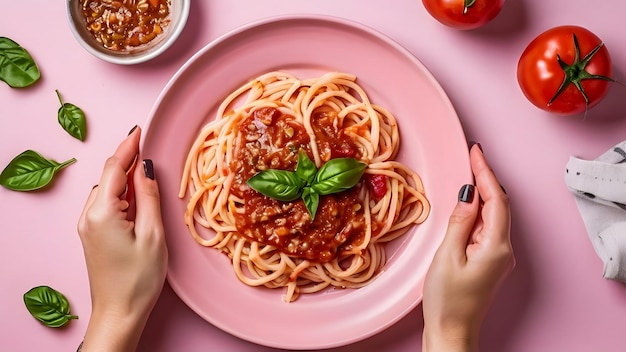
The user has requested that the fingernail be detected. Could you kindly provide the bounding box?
[500,184,507,194]
[458,184,475,203]
[143,159,155,180]
[128,125,138,136]
[468,141,483,153]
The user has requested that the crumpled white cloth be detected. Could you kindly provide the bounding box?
[565,140,626,282]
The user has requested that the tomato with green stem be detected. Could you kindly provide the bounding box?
[517,25,614,116]
[422,0,505,30]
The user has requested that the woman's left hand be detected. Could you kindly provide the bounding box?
[77,126,168,351]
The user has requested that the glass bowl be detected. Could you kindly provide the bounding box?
[66,0,190,65]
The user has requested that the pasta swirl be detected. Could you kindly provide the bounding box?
[179,72,430,302]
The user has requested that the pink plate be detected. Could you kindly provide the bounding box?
[142,14,471,350]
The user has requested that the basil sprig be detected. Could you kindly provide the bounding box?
[247,150,366,220]
[0,150,76,191]
[24,286,78,328]
[56,90,87,141]
[0,37,40,88]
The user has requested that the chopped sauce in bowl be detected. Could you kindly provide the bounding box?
[81,0,171,52]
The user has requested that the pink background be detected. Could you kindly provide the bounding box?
[2,1,626,351]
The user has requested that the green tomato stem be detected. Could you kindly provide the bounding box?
[548,33,614,108]
[463,0,476,14]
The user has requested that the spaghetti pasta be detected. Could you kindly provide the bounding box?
[179,71,430,302]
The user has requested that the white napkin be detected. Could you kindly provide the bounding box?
[565,141,626,282]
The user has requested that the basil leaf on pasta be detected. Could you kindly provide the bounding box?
[248,156,366,220]
[247,169,303,201]
[295,149,317,184]
[312,158,366,195]
[302,187,320,220]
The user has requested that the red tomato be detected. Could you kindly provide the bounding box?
[364,174,388,201]
[422,0,505,30]
[517,25,613,115]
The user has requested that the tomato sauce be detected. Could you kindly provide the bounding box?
[364,174,388,201]
[81,0,170,52]
[230,107,368,263]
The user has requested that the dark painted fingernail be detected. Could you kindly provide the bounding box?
[500,184,507,194]
[468,141,483,153]
[143,159,155,180]
[458,184,475,203]
[128,125,138,136]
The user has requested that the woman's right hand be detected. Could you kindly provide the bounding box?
[422,143,515,352]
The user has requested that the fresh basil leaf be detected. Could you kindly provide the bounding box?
[0,150,76,191]
[312,158,366,195]
[23,286,78,328]
[247,169,303,201]
[295,149,317,184]
[56,90,87,141]
[248,156,366,221]
[0,37,41,88]
[302,187,320,220]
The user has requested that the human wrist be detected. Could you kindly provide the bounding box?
[422,324,479,352]
[81,307,149,351]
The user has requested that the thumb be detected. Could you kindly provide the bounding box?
[439,184,479,258]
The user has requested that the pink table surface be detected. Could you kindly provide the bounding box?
[2,1,626,351]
